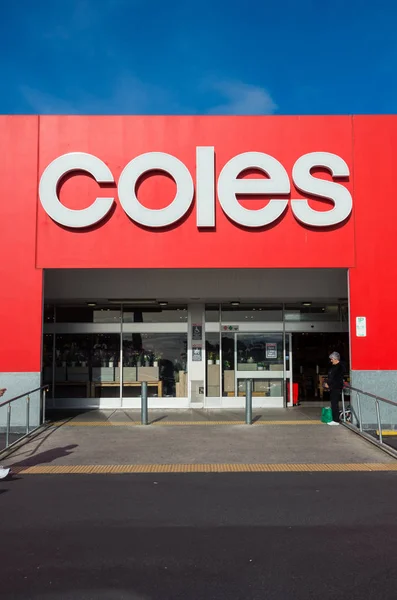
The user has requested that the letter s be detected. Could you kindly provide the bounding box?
[291,152,352,227]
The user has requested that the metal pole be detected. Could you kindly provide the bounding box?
[341,390,346,423]
[357,392,363,432]
[282,303,287,407]
[42,388,47,425]
[141,381,148,425]
[245,379,252,425]
[375,399,383,444]
[6,404,11,448]
[120,304,124,409]
[26,395,30,435]
[52,331,56,405]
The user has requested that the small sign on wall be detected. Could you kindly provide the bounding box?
[192,345,202,361]
[266,343,277,359]
[192,324,202,341]
[356,316,367,337]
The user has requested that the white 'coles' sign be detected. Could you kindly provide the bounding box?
[38,149,353,229]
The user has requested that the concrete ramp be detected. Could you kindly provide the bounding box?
[2,407,396,473]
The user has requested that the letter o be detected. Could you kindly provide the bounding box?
[118,152,194,227]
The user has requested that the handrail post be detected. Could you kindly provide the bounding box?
[42,388,47,425]
[141,382,148,425]
[375,398,383,444]
[357,392,363,432]
[26,395,30,435]
[6,404,11,448]
[341,389,346,423]
[245,379,252,425]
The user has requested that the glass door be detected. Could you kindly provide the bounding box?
[285,333,293,407]
[235,333,284,406]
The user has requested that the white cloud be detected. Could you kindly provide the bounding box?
[19,75,277,117]
[19,86,78,114]
[208,80,277,115]
[19,74,176,115]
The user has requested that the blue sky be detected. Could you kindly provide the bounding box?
[1,0,396,115]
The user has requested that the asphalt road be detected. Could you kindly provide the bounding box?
[1,472,397,599]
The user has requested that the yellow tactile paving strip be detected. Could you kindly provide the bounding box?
[10,463,397,475]
[51,419,322,427]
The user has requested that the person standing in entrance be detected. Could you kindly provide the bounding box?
[324,352,345,426]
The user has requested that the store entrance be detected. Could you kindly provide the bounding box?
[205,331,291,409]
[292,333,350,402]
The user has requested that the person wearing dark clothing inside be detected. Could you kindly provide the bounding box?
[324,351,345,426]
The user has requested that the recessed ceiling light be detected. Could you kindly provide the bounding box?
[231,301,240,306]
[87,303,97,307]
[159,302,168,306]
[108,299,157,305]
[302,302,312,307]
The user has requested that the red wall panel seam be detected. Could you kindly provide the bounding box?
[351,115,358,267]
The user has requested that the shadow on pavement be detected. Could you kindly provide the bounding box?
[46,409,102,423]
[11,444,78,468]
[149,415,167,425]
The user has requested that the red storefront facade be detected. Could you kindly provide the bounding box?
[0,115,396,413]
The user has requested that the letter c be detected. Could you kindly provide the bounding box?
[39,152,115,228]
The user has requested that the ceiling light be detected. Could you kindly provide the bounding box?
[87,303,97,307]
[159,302,168,306]
[231,301,240,306]
[302,302,312,307]
[108,299,157,305]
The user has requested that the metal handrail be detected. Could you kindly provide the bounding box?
[341,384,397,458]
[0,385,48,409]
[0,385,49,452]
[344,384,397,408]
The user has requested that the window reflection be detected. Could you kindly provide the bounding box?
[206,333,220,397]
[221,304,283,322]
[42,334,53,387]
[51,334,121,399]
[55,306,121,323]
[222,333,235,396]
[47,332,188,400]
[284,304,340,322]
[238,379,284,397]
[237,334,283,371]
[44,305,55,323]
[123,306,187,323]
[122,333,187,398]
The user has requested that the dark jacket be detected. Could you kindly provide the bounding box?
[328,362,345,391]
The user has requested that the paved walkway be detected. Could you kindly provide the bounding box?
[46,406,323,426]
[1,407,395,473]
